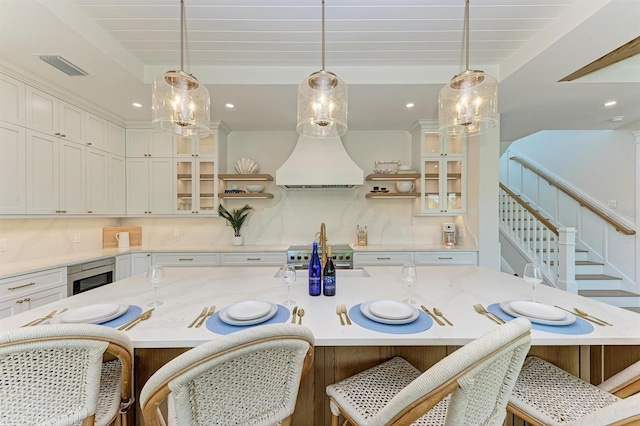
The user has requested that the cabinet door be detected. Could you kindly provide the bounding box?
[175,134,194,157]
[86,113,108,151]
[442,158,465,213]
[0,73,25,125]
[58,101,85,144]
[197,160,216,212]
[126,129,150,157]
[126,158,150,214]
[26,130,59,214]
[175,159,195,214]
[353,252,414,266]
[108,123,125,156]
[149,158,174,214]
[131,253,151,276]
[0,122,26,214]
[115,254,131,281]
[26,86,58,135]
[0,298,22,319]
[59,140,86,214]
[150,131,174,157]
[86,147,108,214]
[21,286,68,312]
[108,155,126,214]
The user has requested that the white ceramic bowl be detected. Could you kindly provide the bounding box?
[246,185,265,193]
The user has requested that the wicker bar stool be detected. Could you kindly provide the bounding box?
[0,324,134,426]
[508,356,640,425]
[326,317,532,425]
[139,323,314,426]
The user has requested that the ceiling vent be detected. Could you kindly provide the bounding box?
[39,55,89,77]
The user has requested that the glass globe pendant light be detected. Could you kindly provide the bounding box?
[438,0,497,136]
[296,0,348,138]
[152,0,210,137]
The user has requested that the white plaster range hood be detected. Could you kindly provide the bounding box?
[276,135,363,189]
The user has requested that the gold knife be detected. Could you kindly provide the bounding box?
[21,309,58,327]
[118,308,155,331]
[421,305,445,326]
[195,305,216,328]
[188,307,208,328]
[554,305,607,326]
[291,306,298,324]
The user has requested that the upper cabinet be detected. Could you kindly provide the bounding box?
[108,123,126,157]
[85,113,108,152]
[0,73,25,126]
[126,129,174,158]
[411,121,467,215]
[0,122,26,214]
[175,133,216,157]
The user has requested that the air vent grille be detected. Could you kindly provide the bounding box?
[39,55,89,77]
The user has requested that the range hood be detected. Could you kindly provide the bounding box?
[276,135,363,189]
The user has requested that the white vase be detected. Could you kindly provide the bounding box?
[232,235,244,246]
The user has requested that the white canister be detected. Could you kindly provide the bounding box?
[396,181,415,193]
[116,232,130,248]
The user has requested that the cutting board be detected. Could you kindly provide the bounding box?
[103,226,142,248]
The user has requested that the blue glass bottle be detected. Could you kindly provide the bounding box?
[308,242,322,296]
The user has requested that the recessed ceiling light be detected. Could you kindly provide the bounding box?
[405,103,415,108]
[604,100,617,107]
[132,102,142,108]
[610,116,625,122]
[225,103,234,109]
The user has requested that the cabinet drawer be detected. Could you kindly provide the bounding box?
[353,252,414,266]
[221,252,286,266]
[0,267,66,298]
[414,251,477,266]
[151,253,220,267]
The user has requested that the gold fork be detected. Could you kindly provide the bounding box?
[340,304,352,325]
[21,309,58,327]
[118,309,154,331]
[188,307,208,328]
[336,306,345,325]
[195,306,216,328]
[473,304,505,325]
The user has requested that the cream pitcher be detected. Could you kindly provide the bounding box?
[116,232,130,248]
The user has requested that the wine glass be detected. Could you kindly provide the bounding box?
[282,264,297,306]
[401,263,417,305]
[523,263,543,302]
[147,265,164,307]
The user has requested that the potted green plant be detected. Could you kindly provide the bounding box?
[218,204,254,246]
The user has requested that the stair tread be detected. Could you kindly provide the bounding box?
[578,289,639,297]
[548,260,603,266]
[576,274,622,280]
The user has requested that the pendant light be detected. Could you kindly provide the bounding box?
[438,0,497,136]
[152,0,210,137]
[296,0,348,138]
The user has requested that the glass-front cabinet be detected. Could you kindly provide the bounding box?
[175,159,217,215]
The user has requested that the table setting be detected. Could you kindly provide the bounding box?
[31,303,145,329]
[206,300,293,335]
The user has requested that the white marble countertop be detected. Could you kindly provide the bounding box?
[2,266,638,348]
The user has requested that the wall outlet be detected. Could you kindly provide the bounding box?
[0,239,6,251]
[174,229,180,237]
[74,233,80,243]
[400,227,406,237]
[608,200,617,209]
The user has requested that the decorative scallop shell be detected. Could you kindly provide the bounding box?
[235,158,258,174]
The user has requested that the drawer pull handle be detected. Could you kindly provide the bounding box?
[8,282,36,291]
[179,258,194,261]
[246,258,261,261]
[377,257,391,260]
[438,257,453,260]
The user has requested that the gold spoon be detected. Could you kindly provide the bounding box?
[433,308,453,326]
[574,308,612,326]
[297,308,305,325]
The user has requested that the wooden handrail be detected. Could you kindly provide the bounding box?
[499,183,558,235]
[510,156,635,236]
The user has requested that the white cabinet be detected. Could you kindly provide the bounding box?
[85,113,108,152]
[0,122,26,214]
[0,73,25,126]
[152,252,220,267]
[58,101,85,145]
[126,129,174,157]
[414,251,478,266]
[26,131,85,215]
[175,132,216,157]
[175,159,218,214]
[115,254,131,281]
[108,123,125,156]
[131,253,152,276]
[411,122,467,215]
[126,158,174,215]
[108,154,126,215]
[353,252,414,267]
[0,267,67,319]
[220,252,285,267]
[26,87,85,145]
[86,148,125,215]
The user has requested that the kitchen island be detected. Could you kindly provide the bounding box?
[1,265,638,425]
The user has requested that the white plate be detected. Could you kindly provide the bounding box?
[226,300,273,321]
[509,301,566,321]
[368,300,414,320]
[219,302,277,326]
[53,304,129,325]
[59,303,121,323]
[360,301,419,325]
[499,302,576,326]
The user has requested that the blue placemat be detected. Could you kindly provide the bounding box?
[207,304,290,335]
[46,305,143,328]
[487,303,594,335]
[349,304,433,334]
